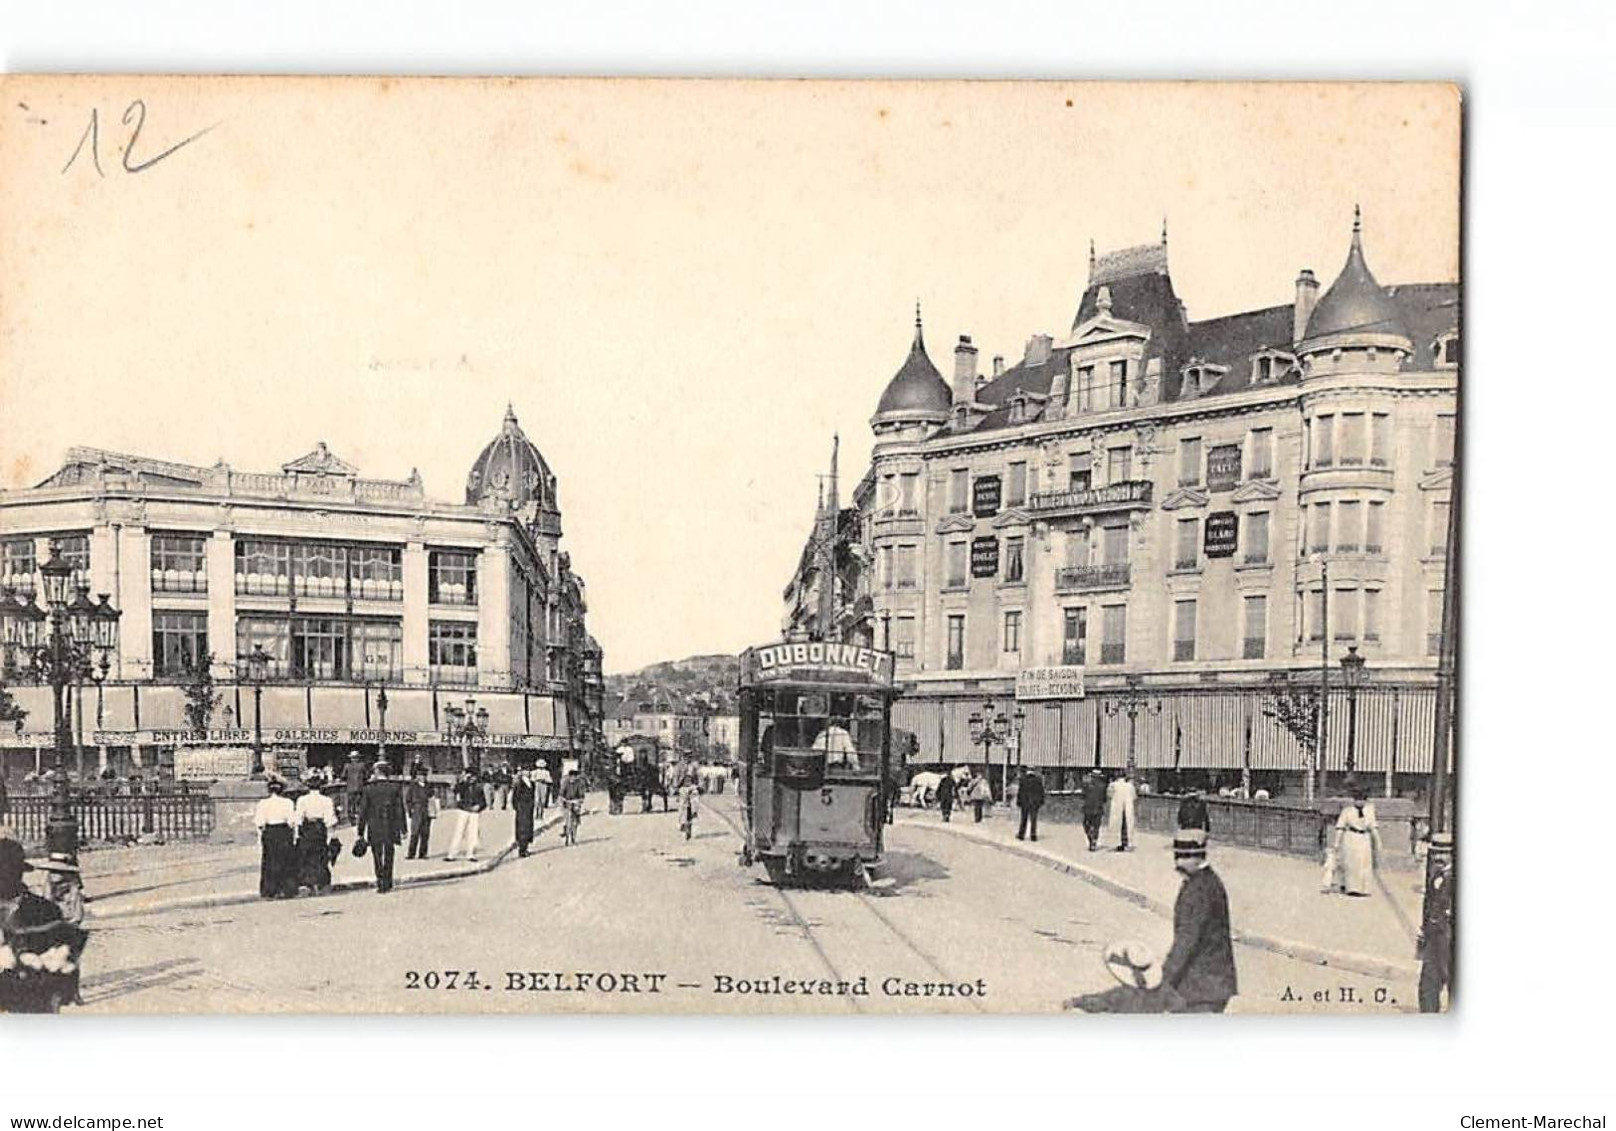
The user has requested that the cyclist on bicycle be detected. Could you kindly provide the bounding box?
[559,768,586,845]
[674,757,701,840]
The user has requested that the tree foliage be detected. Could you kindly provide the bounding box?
[0,678,26,732]
[1262,680,1320,755]
[182,653,220,733]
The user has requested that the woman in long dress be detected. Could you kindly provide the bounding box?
[1332,783,1383,896]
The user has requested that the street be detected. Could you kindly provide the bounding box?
[77,793,1417,1015]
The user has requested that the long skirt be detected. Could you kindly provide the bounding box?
[299,819,331,891]
[1339,829,1374,895]
[259,825,297,898]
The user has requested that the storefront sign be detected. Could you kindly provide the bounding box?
[1204,511,1239,558]
[970,536,1000,577]
[972,475,1002,517]
[742,642,896,688]
[91,728,571,751]
[1207,444,1242,491]
[175,746,253,780]
[1016,666,1085,700]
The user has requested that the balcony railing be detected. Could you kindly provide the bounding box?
[1028,479,1152,518]
[1054,563,1131,591]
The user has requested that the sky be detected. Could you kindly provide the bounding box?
[0,78,1459,673]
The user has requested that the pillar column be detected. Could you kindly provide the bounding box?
[115,526,153,681]
[402,541,429,684]
[207,530,237,680]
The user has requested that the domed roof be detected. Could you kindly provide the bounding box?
[873,309,950,420]
[465,405,555,510]
[1304,210,1409,344]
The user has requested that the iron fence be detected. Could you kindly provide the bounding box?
[1137,793,1326,856]
[2,789,215,849]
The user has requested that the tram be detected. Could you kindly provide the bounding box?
[736,640,898,886]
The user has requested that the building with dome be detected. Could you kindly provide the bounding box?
[785,213,1458,798]
[0,407,604,782]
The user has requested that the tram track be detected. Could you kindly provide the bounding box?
[702,797,987,1014]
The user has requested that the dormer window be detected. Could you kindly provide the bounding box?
[1180,361,1229,399]
[1434,331,1460,368]
[1251,349,1296,385]
[1075,365,1095,412]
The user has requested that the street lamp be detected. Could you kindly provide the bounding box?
[1103,675,1162,779]
[1339,643,1366,780]
[22,543,120,861]
[376,685,390,763]
[967,700,1023,805]
[445,697,490,770]
[246,643,271,777]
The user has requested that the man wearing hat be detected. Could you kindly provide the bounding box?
[1065,826,1237,1013]
[342,750,369,827]
[1081,769,1108,851]
[356,760,407,894]
[253,779,299,899]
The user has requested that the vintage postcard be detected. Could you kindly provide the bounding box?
[0,77,1458,1015]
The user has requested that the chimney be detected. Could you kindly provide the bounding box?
[1024,333,1053,367]
[953,335,979,405]
[1293,269,1319,344]
[992,355,1005,379]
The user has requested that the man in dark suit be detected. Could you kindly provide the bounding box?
[1065,827,1237,1013]
[1015,768,1046,841]
[356,761,407,894]
[404,768,434,860]
[342,751,370,826]
[1081,770,1108,851]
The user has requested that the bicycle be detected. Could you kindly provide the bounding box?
[678,785,698,841]
[562,799,581,846]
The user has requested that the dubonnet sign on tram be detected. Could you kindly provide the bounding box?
[745,641,895,688]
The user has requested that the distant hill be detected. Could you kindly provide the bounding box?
[604,653,740,717]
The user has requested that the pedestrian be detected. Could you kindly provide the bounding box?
[1332,780,1383,897]
[1178,790,1210,834]
[342,751,369,826]
[936,769,956,823]
[533,764,553,816]
[607,772,625,816]
[1016,768,1046,841]
[356,761,406,894]
[1417,831,1453,1013]
[1082,769,1108,851]
[482,770,498,812]
[445,767,486,862]
[404,768,435,860]
[1064,826,1237,1013]
[1107,771,1138,852]
[495,764,512,811]
[511,766,537,856]
[966,769,992,823]
[253,779,299,899]
[1,838,89,1014]
[294,779,337,894]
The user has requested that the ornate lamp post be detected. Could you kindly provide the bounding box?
[1104,674,1162,779]
[1339,644,1366,780]
[246,643,271,777]
[376,685,390,763]
[26,543,120,861]
[444,698,489,770]
[967,700,1022,804]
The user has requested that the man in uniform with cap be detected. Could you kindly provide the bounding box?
[1081,769,1108,851]
[1065,826,1237,1013]
[253,779,299,899]
[356,760,407,894]
[342,751,369,827]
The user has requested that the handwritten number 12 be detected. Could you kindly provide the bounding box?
[61,100,216,177]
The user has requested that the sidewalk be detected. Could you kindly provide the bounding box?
[897,807,1421,980]
[80,803,565,921]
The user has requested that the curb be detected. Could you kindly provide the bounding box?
[85,812,563,923]
[899,818,1419,983]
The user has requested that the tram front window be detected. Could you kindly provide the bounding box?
[756,689,884,775]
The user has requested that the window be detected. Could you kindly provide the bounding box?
[1101,522,1129,567]
[1426,591,1444,656]
[1068,454,1092,492]
[1004,536,1025,583]
[1109,359,1128,404]
[1007,462,1028,507]
[430,550,478,605]
[949,469,969,514]
[1249,428,1274,479]
[1371,413,1392,467]
[150,533,207,593]
[1430,500,1450,556]
[1437,332,1460,367]
[1100,605,1126,665]
[1107,446,1133,484]
[1075,366,1095,412]
[1312,415,1335,468]
[429,620,479,684]
[1173,599,1197,662]
[1366,501,1385,554]
[946,541,968,588]
[348,546,404,601]
[236,617,290,679]
[894,616,915,659]
[879,546,893,590]
[289,543,342,598]
[1434,415,1455,468]
[1307,588,1325,642]
[1175,517,1199,570]
[152,612,208,678]
[349,620,403,681]
[896,545,917,589]
[1003,611,1022,654]
[1178,437,1202,487]
[54,534,91,590]
[1256,356,1275,383]
[1062,608,1088,665]
[236,540,289,595]
[1243,595,1267,659]
[1364,589,1382,642]
[1065,527,1090,568]
[2,539,36,596]
[879,615,891,651]
[1309,502,1332,555]
[1245,512,1271,565]
[291,616,347,680]
[1339,413,1366,466]
[899,472,919,515]
[946,615,965,670]
[1334,588,1359,641]
[1336,501,1362,552]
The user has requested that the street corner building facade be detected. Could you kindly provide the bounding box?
[786,214,1457,817]
[0,406,606,784]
